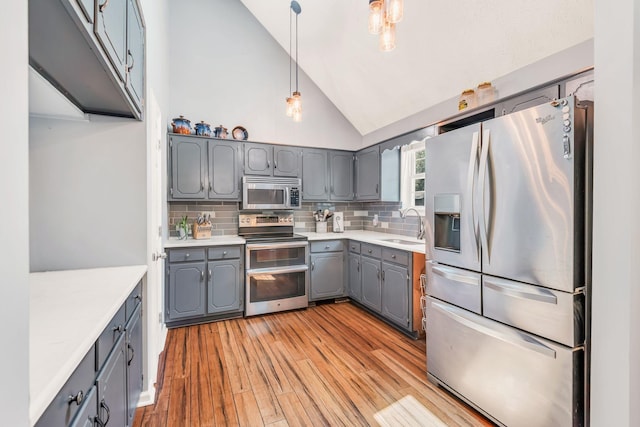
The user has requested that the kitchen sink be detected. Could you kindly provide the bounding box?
[379,238,424,245]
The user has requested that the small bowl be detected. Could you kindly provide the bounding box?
[232,126,249,140]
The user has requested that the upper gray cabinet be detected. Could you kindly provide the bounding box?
[497,85,560,116]
[274,146,302,177]
[329,151,354,201]
[29,0,145,119]
[302,149,329,201]
[244,143,301,177]
[209,141,241,199]
[355,146,380,200]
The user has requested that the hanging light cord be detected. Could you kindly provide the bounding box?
[295,10,299,93]
[289,7,292,95]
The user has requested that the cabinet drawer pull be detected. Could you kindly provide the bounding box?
[325,245,330,249]
[99,0,109,12]
[392,254,396,259]
[185,253,190,258]
[112,324,123,333]
[368,249,372,253]
[223,251,227,256]
[67,390,84,406]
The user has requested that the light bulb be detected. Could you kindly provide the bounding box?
[379,20,396,52]
[293,109,302,122]
[368,0,384,34]
[292,91,302,112]
[386,0,403,23]
[285,97,294,117]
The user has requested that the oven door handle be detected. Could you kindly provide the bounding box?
[246,241,309,251]
[246,265,309,276]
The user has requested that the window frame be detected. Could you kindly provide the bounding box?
[400,139,426,215]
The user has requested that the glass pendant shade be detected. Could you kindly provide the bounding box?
[368,0,384,34]
[291,91,302,122]
[293,109,302,122]
[379,20,396,52]
[285,97,294,117]
[386,0,403,23]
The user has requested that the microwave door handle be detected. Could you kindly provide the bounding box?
[285,187,290,208]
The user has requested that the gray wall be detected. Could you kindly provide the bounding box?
[29,115,147,271]
[168,0,362,151]
[1,2,29,425]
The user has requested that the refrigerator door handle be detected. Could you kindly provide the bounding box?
[431,300,557,359]
[484,278,558,305]
[478,128,491,262]
[467,131,480,259]
[431,264,480,287]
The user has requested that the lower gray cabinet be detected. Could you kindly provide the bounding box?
[125,305,143,427]
[97,333,127,427]
[167,262,207,320]
[348,252,362,302]
[166,245,244,326]
[310,252,345,300]
[207,259,243,314]
[382,262,410,327]
[361,255,382,312]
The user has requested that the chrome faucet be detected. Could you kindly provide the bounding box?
[399,208,425,240]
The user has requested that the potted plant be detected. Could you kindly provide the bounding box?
[177,216,189,239]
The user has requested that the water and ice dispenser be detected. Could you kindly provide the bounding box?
[433,194,461,253]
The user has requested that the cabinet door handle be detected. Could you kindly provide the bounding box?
[311,262,315,271]
[375,183,379,194]
[67,390,84,406]
[100,399,111,426]
[127,343,135,366]
[113,324,123,333]
[99,0,109,12]
[208,269,212,280]
[274,161,278,169]
[267,160,271,168]
[209,182,212,192]
[377,268,380,279]
[357,260,360,272]
[382,270,385,281]
[201,270,204,281]
[127,49,134,72]
[200,182,204,192]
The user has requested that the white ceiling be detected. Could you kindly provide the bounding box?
[240,0,594,136]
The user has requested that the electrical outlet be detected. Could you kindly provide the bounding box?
[392,211,400,218]
[381,221,389,229]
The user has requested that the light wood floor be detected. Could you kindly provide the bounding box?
[134,302,493,427]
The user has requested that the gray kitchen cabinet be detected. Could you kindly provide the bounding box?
[30,0,145,119]
[208,140,241,200]
[96,334,127,427]
[361,255,382,312]
[274,146,302,177]
[207,259,243,314]
[310,251,345,301]
[348,252,362,302]
[95,0,128,83]
[355,146,380,200]
[166,246,244,327]
[169,135,207,200]
[167,262,207,320]
[125,0,144,112]
[125,304,143,427]
[497,84,560,116]
[244,142,273,175]
[302,148,329,201]
[382,262,410,328]
[329,151,354,201]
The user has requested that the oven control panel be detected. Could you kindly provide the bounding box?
[239,212,295,227]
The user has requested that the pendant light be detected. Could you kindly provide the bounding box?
[286,1,302,122]
[368,0,403,51]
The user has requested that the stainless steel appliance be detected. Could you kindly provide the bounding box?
[424,96,592,427]
[239,212,309,316]
[242,177,302,211]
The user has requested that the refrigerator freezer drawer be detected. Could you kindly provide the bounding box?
[426,297,583,427]
[483,276,585,347]
[426,262,481,314]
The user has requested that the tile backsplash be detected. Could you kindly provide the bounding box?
[168,200,421,238]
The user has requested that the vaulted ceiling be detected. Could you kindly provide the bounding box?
[240,0,594,136]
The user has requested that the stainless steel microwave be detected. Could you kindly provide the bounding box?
[242,176,302,210]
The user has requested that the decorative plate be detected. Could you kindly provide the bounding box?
[232,126,248,140]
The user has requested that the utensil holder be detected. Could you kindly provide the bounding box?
[192,222,212,239]
[316,222,327,233]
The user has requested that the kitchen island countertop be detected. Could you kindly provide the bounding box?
[30,265,147,426]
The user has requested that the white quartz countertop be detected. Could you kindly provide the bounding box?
[164,235,246,248]
[29,265,147,426]
[299,230,426,254]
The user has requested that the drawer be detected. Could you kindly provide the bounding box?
[482,276,584,347]
[426,261,481,314]
[310,240,344,253]
[168,248,206,263]
[208,246,241,260]
[347,241,361,253]
[382,248,409,266]
[360,243,382,258]
[35,346,96,427]
[96,304,126,370]
[125,281,142,322]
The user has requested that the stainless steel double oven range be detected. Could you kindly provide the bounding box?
[239,212,309,316]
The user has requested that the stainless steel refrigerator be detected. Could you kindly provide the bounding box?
[424,95,592,427]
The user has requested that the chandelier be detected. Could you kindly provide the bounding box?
[368,0,403,52]
[286,1,302,122]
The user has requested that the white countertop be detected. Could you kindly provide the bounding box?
[164,235,246,248]
[298,230,426,254]
[164,231,425,253]
[29,265,147,426]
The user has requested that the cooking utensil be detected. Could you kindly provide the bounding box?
[194,121,212,136]
[213,125,228,139]
[171,115,192,134]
